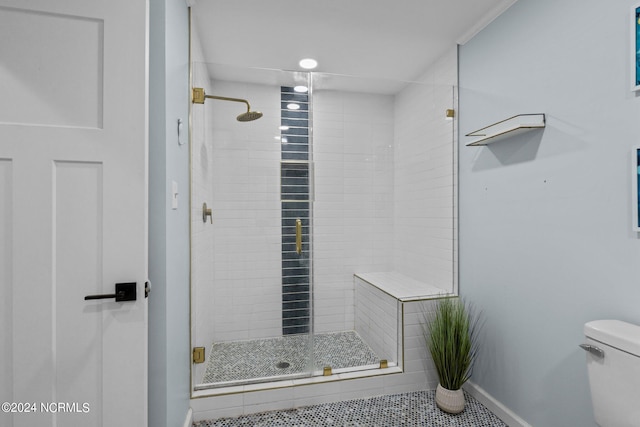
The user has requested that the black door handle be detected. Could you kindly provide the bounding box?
[84,282,137,302]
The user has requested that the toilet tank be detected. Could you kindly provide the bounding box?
[583,320,640,427]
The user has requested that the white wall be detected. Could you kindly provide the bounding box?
[459,1,640,426]
[148,0,191,426]
[393,50,458,291]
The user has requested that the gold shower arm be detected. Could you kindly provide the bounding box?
[192,87,263,122]
[192,87,251,110]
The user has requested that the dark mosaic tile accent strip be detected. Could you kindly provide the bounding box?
[281,86,311,335]
[201,331,378,384]
[192,390,508,427]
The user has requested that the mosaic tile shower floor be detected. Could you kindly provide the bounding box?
[202,331,379,384]
[192,390,508,427]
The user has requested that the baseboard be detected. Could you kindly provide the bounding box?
[183,407,193,427]
[463,381,532,427]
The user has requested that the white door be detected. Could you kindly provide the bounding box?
[0,1,148,426]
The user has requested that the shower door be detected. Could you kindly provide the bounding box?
[190,64,316,389]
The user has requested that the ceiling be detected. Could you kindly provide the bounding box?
[191,0,516,93]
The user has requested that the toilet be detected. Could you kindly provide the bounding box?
[581,320,640,427]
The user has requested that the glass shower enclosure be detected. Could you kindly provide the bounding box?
[190,62,457,392]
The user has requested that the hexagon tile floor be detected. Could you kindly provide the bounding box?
[192,390,507,426]
[202,331,379,384]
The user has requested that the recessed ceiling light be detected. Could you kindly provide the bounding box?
[287,103,300,110]
[299,58,318,70]
[294,85,308,93]
[279,125,290,130]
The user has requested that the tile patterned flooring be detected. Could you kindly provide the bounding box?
[202,331,380,384]
[192,389,508,426]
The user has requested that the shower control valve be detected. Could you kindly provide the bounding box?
[202,202,212,224]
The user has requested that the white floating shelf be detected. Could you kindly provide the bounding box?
[466,113,546,146]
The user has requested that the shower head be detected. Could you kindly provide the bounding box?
[192,88,262,122]
[237,110,263,122]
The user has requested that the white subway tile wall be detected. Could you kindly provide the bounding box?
[394,66,458,289]
[191,78,283,346]
[354,276,399,364]
[313,90,395,333]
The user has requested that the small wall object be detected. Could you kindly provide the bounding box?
[465,114,545,146]
[632,147,640,231]
[633,4,640,91]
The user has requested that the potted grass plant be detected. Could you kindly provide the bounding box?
[424,297,482,414]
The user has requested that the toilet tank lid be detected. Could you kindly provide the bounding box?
[584,320,640,356]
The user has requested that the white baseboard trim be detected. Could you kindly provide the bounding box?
[463,381,532,427]
[183,407,193,427]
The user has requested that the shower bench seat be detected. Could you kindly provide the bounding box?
[353,272,453,377]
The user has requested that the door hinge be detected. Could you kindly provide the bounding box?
[193,347,205,364]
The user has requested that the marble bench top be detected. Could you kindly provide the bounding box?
[354,272,453,302]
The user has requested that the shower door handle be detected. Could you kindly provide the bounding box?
[295,219,302,255]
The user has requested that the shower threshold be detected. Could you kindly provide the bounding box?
[199,331,384,388]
